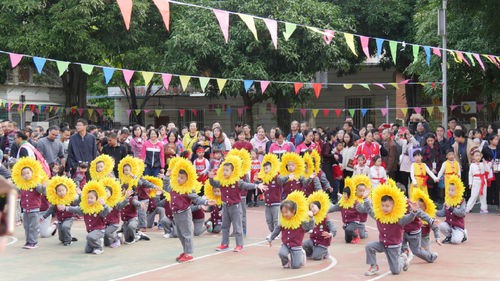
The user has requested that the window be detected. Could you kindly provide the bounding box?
[178,110,204,129]
[345,97,375,129]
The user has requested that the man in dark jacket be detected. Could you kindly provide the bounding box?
[102,132,127,177]
[66,119,97,175]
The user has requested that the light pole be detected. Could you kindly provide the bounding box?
[438,0,448,129]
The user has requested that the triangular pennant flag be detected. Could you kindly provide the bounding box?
[153,0,170,31]
[450,105,458,111]
[117,0,133,30]
[360,84,370,90]
[179,76,191,91]
[456,51,470,66]
[6,102,12,112]
[380,108,388,117]
[238,14,258,40]
[424,46,431,65]
[270,107,277,114]
[88,109,94,117]
[215,108,222,116]
[426,106,434,115]
[294,82,303,95]
[323,30,335,45]
[412,45,419,63]
[193,109,199,117]
[33,57,47,74]
[103,67,115,84]
[107,109,113,116]
[213,9,230,43]
[122,69,134,86]
[162,73,173,90]
[449,51,460,63]
[135,109,141,116]
[78,108,85,116]
[81,64,94,75]
[17,103,22,112]
[438,106,444,113]
[312,83,322,98]
[389,83,399,89]
[374,83,386,89]
[154,109,161,117]
[9,53,23,68]
[334,109,342,117]
[306,26,323,34]
[466,53,476,67]
[142,72,154,86]
[359,36,370,58]
[348,109,355,117]
[56,61,70,76]
[343,84,352,89]
[217,78,227,93]
[300,109,307,118]
[414,107,422,114]
[287,108,294,114]
[400,79,410,84]
[389,41,398,65]
[199,77,210,92]
[312,109,319,118]
[477,104,484,112]
[376,38,384,59]
[143,109,151,114]
[473,54,485,71]
[260,81,270,94]
[244,80,254,92]
[323,109,330,117]
[237,107,245,117]
[283,23,297,41]
[263,18,278,49]
[96,109,104,116]
[400,108,408,117]
[490,102,497,110]
[23,104,27,111]
[179,109,185,118]
[432,47,441,57]
[344,33,357,56]
[226,107,232,116]
[361,108,368,117]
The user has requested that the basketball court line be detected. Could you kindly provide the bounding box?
[5,236,18,246]
[366,271,392,281]
[263,256,337,281]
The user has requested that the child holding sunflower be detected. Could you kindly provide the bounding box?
[203,182,223,234]
[267,191,315,269]
[436,175,467,244]
[279,152,312,199]
[101,177,130,248]
[156,191,176,239]
[302,153,324,197]
[411,189,441,251]
[302,190,336,260]
[352,175,372,239]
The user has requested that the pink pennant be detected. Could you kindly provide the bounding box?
[450,105,458,111]
[117,0,133,31]
[432,47,441,57]
[17,103,22,111]
[455,51,470,66]
[294,83,303,95]
[9,53,23,68]
[78,108,85,116]
[477,104,484,112]
[192,109,198,117]
[213,9,229,43]
[380,108,388,117]
[414,107,422,114]
[300,109,307,118]
[359,36,370,58]
[400,79,410,84]
[237,107,244,117]
[153,0,170,31]
[162,73,172,90]
[473,53,485,71]
[263,18,278,49]
[271,107,277,114]
[323,30,335,45]
[96,109,104,116]
[122,69,134,86]
[260,81,270,94]
[334,109,342,117]
[312,83,322,98]
[179,109,185,118]
[322,109,330,117]
[126,109,132,117]
[143,109,151,114]
[374,83,386,89]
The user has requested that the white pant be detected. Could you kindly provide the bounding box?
[466,181,487,212]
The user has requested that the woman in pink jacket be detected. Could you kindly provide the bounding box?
[141,129,165,176]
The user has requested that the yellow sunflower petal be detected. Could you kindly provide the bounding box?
[307,190,330,225]
[99,177,122,207]
[280,190,309,230]
[445,175,465,207]
[80,180,107,214]
[143,175,163,198]
[170,158,201,195]
[258,154,281,184]
[303,153,314,179]
[279,153,305,179]
[227,149,251,178]
[12,157,45,190]
[204,181,223,206]
[90,154,115,180]
[338,177,357,208]
[118,156,145,184]
[46,176,77,206]
[215,155,243,186]
[410,188,436,220]
[310,149,321,174]
[372,183,407,224]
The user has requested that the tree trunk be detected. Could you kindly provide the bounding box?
[62,64,88,124]
[275,90,291,135]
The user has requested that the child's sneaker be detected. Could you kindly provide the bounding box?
[51,224,57,236]
[178,254,193,263]
[364,265,379,276]
[23,243,37,249]
[93,249,104,255]
[117,233,124,244]
[175,253,185,262]
[138,231,150,241]
[110,239,121,248]
[206,221,213,233]
[441,236,451,244]
[163,233,171,239]
[462,229,468,242]
[351,229,360,244]
[71,237,78,242]
[233,245,243,252]
[430,252,438,263]
[480,209,489,214]
[215,244,229,251]
[283,260,291,269]
[401,253,410,271]
[63,241,73,246]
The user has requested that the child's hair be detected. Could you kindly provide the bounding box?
[180,150,190,159]
[310,200,321,209]
[425,133,435,142]
[381,195,394,203]
[343,187,351,197]
[223,162,234,171]
[88,190,98,199]
[105,186,112,194]
[357,154,366,160]
[446,148,454,155]
[178,169,188,176]
[280,200,297,213]
[78,161,89,169]
[21,167,33,173]
[372,155,381,163]
[263,161,272,168]
[412,150,423,157]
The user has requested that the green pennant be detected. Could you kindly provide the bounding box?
[283,23,297,41]
[199,77,210,92]
[466,53,476,67]
[360,84,370,90]
[348,109,355,116]
[259,106,266,115]
[215,108,222,116]
[56,61,70,76]
[412,45,419,63]
[81,64,94,75]
[389,41,398,65]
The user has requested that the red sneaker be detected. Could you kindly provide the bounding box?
[233,245,243,252]
[178,254,193,263]
[215,244,229,251]
[175,253,185,261]
[351,236,360,244]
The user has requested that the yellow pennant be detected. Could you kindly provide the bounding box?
[217,79,227,93]
[238,14,258,41]
[426,106,434,115]
[142,72,155,86]
[155,109,162,118]
[312,109,319,118]
[343,84,352,89]
[288,108,294,114]
[400,108,408,117]
[88,109,94,117]
[343,33,357,56]
[179,76,191,91]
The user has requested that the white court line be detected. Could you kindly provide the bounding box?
[109,240,267,281]
[263,256,337,281]
[366,271,391,281]
[5,236,18,246]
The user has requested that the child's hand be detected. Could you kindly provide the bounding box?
[327,187,333,193]
[412,180,417,186]
[56,204,66,211]
[434,178,439,183]
[288,173,296,181]
[436,239,442,246]
[98,198,105,205]
[310,173,316,179]
[445,204,450,209]
[321,231,332,238]
[257,184,268,192]
[307,210,314,217]
[409,201,418,212]
[125,188,133,198]
[432,219,440,226]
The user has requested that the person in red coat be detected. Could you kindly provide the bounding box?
[232,131,253,152]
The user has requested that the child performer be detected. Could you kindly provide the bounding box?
[466,150,488,213]
[436,175,467,244]
[194,147,210,185]
[267,191,314,269]
[311,150,332,193]
[411,189,441,251]
[157,192,176,239]
[279,152,309,199]
[73,161,89,193]
[410,150,439,197]
[120,180,150,244]
[353,154,370,176]
[303,153,323,197]
[258,154,285,232]
[162,157,216,262]
[303,191,336,260]
[143,176,165,229]
[12,158,46,249]
[44,176,79,246]
[352,175,372,239]
[191,205,207,236]
[209,155,267,252]
[209,149,224,172]
[437,149,461,182]
[332,141,344,194]
[363,184,418,276]
[247,149,262,207]
[89,154,115,181]
[204,182,223,234]
[369,156,387,188]
[101,178,130,248]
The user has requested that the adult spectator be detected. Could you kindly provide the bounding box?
[354,130,381,166]
[211,127,231,152]
[182,121,198,152]
[243,124,252,141]
[447,117,458,140]
[88,124,98,136]
[452,129,477,190]
[15,131,36,159]
[60,127,71,163]
[343,121,359,141]
[232,121,243,139]
[250,126,269,162]
[269,129,292,159]
[286,121,303,146]
[3,121,17,158]
[345,117,359,135]
[66,119,98,174]
[341,132,356,179]
[233,130,253,152]
[164,130,180,167]
[295,130,316,156]
[129,124,144,158]
[435,126,449,154]
[118,128,133,155]
[381,129,398,179]
[36,125,65,166]
[265,127,277,154]
[190,131,211,162]
[300,121,309,134]
[422,134,444,202]
[482,135,499,206]
[141,129,165,176]
[102,132,127,177]
[321,132,336,191]
[313,130,324,155]
[414,122,428,146]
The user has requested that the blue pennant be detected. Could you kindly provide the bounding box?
[33,57,46,74]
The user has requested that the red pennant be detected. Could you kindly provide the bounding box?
[192,109,198,117]
[179,109,185,118]
[96,109,104,116]
[491,102,497,109]
[322,109,329,117]
[78,108,85,116]
[334,109,342,117]
[117,0,133,31]
[431,82,436,89]
[237,107,244,117]
[312,83,322,98]
[294,83,303,95]
[300,109,307,118]
[153,0,170,31]
[477,104,484,112]
[30,104,35,112]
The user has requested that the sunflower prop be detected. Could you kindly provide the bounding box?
[118,156,145,184]
[387,178,397,189]
[100,177,122,208]
[258,154,281,184]
[80,180,107,215]
[90,154,115,180]
[143,175,163,198]
[338,177,357,209]
[307,190,330,225]
[280,190,309,230]
[303,153,314,179]
[279,153,305,179]
[170,158,201,195]
[310,149,321,174]
[163,191,171,202]
[445,175,465,207]
[204,181,222,206]
[46,176,77,206]
[372,183,407,224]
[352,174,372,202]
[12,157,45,190]
[410,188,436,220]
[215,155,243,187]
[168,156,182,171]
[227,149,251,178]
